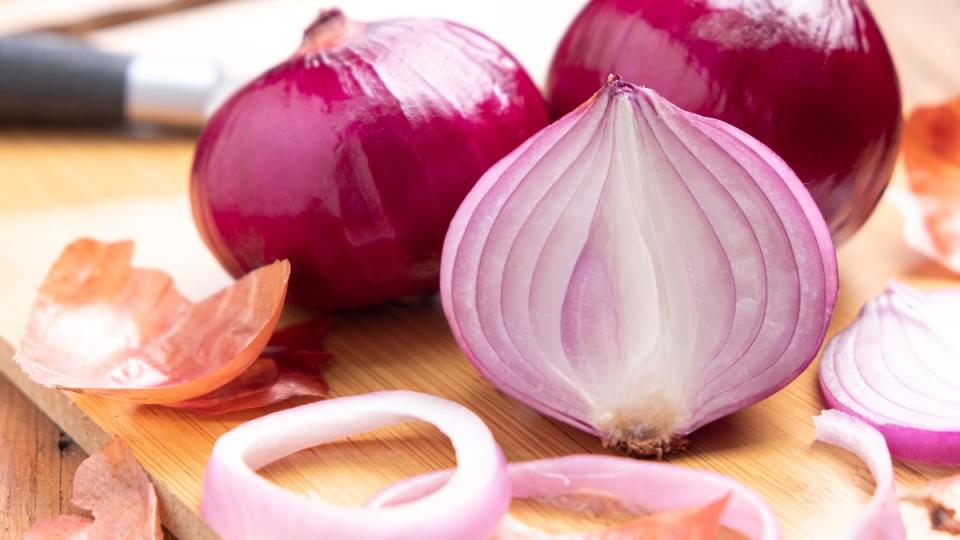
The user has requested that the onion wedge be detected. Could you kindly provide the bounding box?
[24,438,161,540]
[201,391,509,540]
[814,409,906,540]
[16,238,289,403]
[819,281,960,464]
[368,455,780,539]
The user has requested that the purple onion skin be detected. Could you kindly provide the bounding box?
[547,0,902,242]
[191,14,548,309]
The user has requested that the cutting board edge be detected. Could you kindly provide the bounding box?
[0,338,216,540]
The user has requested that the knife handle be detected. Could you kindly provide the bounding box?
[0,36,223,128]
[0,36,131,124]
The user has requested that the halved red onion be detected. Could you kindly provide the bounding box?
[368,455,780,539]
[813,409,905,540]
[441,75,838,456]
[819,281,960,464]
[201,391,509,540]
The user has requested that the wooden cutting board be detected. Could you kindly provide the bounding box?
[1,1,959,538]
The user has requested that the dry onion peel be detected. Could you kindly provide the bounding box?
[814,409,905,540]
[901,472,960,536]
[819,281,960,464]
[441,75,837,456]
[368,455,780,539]
[898,97,960,271]
[170,318,332,415]
[16,238,289,404]
[25,438,161,540]
[200,390,509,540]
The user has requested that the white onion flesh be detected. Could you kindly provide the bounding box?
[441,76,837,455]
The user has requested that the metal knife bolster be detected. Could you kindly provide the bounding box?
[125,56,221,127]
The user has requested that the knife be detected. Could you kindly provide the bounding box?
[0,35,242,128]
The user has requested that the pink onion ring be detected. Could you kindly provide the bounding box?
[814,409,906,540]
[819,281,960,464]
[201,391,509,539]
[368,455,781,539]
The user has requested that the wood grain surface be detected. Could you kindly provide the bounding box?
[1,1,959,539]
[0,340,88,538]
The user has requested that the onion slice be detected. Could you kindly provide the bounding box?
[25,438,161,540]
[819,281,960,464]
[200,390,509,540]
[441,75,837,455]
[368,455,781,539]
[814,409,906,540]
[15,238,289,403]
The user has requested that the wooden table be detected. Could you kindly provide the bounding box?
[1,1,959,538]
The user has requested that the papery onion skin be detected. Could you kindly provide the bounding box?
[16,238,289,404]
[819,281,960,465]
[191,9,549,309]
[547,0,902,242]
[898,98,960,271]
[368,455,781,540]
[441,76,837,456]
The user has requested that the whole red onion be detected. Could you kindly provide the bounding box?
[191,10,548,308]
[547,0,902,241]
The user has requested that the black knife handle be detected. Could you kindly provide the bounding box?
[0,36,131,124]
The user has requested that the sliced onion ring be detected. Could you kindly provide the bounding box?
[368,455,781,539]
[201,391,509,540]
[819,281,960,464]
[813,409,905,540]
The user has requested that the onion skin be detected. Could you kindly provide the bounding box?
[191,10,548,309]
[547,0,902,242]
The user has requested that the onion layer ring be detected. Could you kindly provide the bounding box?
[368,454,780,539]
[201,391,509,540]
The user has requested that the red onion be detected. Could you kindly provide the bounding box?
[201,391,509,539]
[547,0,902,242]
[369,455,781,539]
[819,281,960,464]
[814,410,905,539]
[441,76,837,456]
[191,9,548,309]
